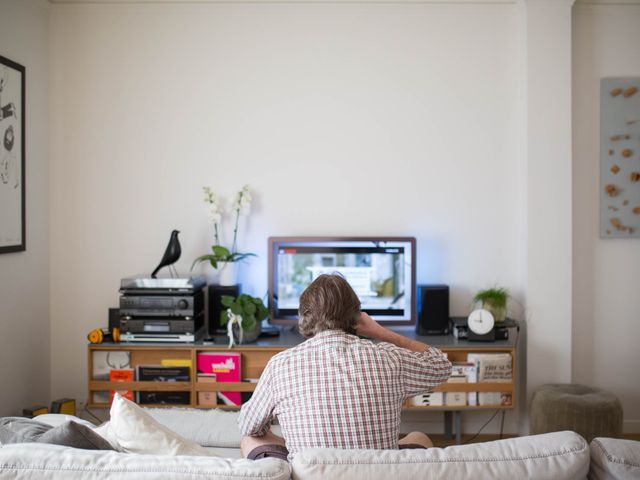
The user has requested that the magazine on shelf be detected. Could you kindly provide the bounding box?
[467,353,512,406]
[109,369,134,404]
[450,361,478,406]
[196,352,241,406]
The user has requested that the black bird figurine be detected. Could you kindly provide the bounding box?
[151,230,181,278]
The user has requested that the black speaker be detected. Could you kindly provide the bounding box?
[416,285,450,335]
[108,308,120,331]
[207,284,240,336]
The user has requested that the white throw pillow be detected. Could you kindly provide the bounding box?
[92,420,122,451]
[95,393,216,457]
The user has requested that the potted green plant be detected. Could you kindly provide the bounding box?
[473,287,509,323]
[191,185,256,285]
[220,294,269,345]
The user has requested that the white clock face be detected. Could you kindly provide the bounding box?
[468,308,495,335]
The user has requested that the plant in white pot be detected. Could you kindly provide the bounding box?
[191,185,255,285]
[473,287,510,323]
[221,294,269,347]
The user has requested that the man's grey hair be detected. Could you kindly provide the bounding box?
[298,274,361,337]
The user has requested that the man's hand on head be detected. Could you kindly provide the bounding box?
[356,312,430,353]
[355,312,383,339]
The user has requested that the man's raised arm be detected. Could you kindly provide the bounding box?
[356,312,452,395]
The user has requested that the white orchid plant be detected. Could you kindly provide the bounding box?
[191,185,256,269]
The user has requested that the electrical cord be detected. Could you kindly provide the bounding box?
[462,409,500,444]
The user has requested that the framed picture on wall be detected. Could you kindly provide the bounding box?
[600,78,640,238]
[0,54,25,253]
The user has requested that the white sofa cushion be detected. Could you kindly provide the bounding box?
[32,414,96,430]
[589,437,640,480]
[144,407,243,448]
[292,431,589,480]
[94,393,215,456]
[145,408,282,448]
[0,443,291,480]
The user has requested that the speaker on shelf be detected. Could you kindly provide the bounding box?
[416,284,450,335]
[108,308,120,331]
[207,284,240,336]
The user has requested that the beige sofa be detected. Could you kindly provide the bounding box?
[0,409,638,480]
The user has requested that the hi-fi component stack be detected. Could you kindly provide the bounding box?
[118,275,206,342]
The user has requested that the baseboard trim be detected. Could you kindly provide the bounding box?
[624,420,640,434]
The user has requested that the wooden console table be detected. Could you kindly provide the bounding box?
[88,325,519,444]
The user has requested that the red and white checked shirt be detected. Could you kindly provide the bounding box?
[238,330,451,458]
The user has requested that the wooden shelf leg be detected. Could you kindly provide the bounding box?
[454,411,462,445]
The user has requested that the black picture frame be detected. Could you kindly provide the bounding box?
[0,54,26,254]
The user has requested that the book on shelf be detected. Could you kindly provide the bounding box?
[450,361,478,406]
[136,365,191,405]
[109,368,134,404]
[196,352,241,406]
[467,353,512,406]
[197,374,218,407]
[137,391,191,405]
[92,351,131,404]
[444,392,467,407]
[410,391,444,407]
[161,359,193,373]
[137,365,190,382]
[241,391,254,404]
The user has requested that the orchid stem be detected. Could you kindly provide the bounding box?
[232,207,240,255]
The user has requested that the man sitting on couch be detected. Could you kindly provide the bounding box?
[238,273,452,461]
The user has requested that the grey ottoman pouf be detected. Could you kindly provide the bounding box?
[530,384,623,443]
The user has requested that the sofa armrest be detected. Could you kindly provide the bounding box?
[589,437,640,480]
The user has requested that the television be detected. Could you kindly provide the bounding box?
[268,237,416,327]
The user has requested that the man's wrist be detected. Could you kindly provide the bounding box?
[374,325,428,353]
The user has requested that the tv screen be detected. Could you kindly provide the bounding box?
[268,237,416,327]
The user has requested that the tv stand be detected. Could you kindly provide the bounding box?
[87,322,519,445]
[259,325,281,337]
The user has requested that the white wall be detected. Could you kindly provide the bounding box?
[49,2,523,430]
[0,0,50,416]
[523,0,575,403]
[573,2,640,433]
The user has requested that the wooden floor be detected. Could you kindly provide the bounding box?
[429,432,640,447]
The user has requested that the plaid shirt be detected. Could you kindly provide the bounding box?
[238,330,451,458]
